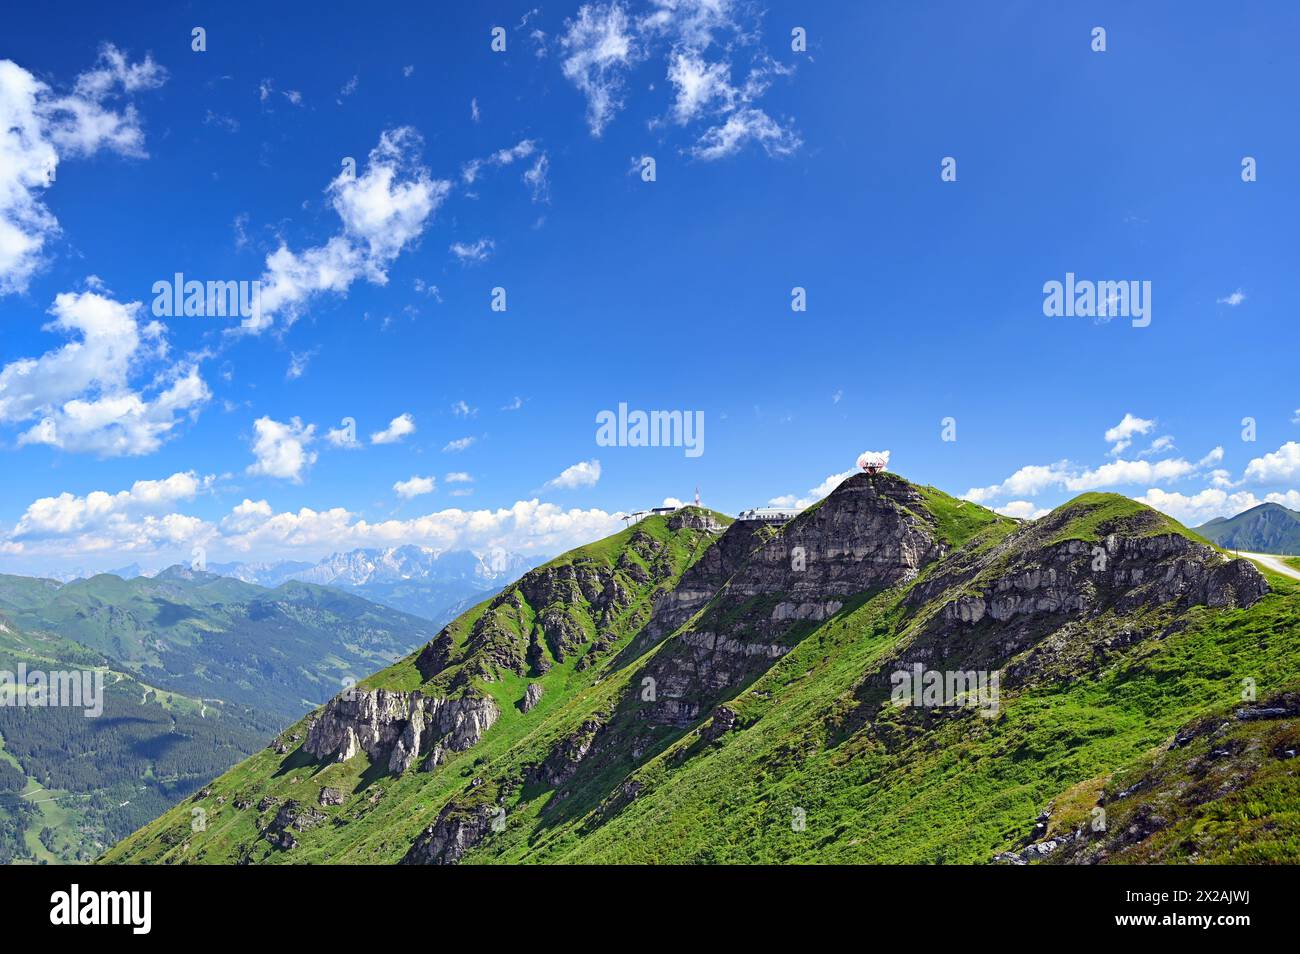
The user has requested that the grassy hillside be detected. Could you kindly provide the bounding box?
[0,615,267,862]
[103,487,1300,865]
[0,569,441,862]
[0,569,437,720]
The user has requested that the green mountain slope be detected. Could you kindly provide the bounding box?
[0,569,438,862]
[0,568,437,720]
[104,478,1299,865]
[0,614,266,862]
[1196,502,1300,555]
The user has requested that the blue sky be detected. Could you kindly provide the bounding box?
[2,0,1298,576]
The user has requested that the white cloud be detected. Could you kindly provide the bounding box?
[667,50,734,124]
[12,471,210,540]
[218,498,622,560]
[1243,441,1300,484]
[1104,413,1155,456]
[1141,435,1175,456]
[964,462,1072,503]
[326,421,360,448]
[246,128,449,333]
[1,47,166,294]
[995,501,1050,520]
[1063,457,1199,492]
[0,291,209,456]
[247,416,317,482]
[443,436,476,453]
[1216,289,1246,306]
[964,451,1211,503]
[560,2,637,136]
[449,238,494,264]
[501,396,525,411]
[1136,487,1300,527]
[445,472,473,484]
[462,139,536,185]
[544,459,601,490]
[769,469,855,511]
[370,413,415,445]
[689,107,800,161]
[470,97,480,122]
[394,475,436,499]
[452,400,476,417]
[286,350,314,380]
[523,153,550,203]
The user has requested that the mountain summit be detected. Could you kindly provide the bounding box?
[107,473,1297,865]
[1196,502,1300,555]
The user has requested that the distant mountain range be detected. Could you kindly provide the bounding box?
[77,547,544,628]
[212,546,542,626]
[1195,502,1300,555]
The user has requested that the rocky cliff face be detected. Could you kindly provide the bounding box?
[304,688,499,774]
[638,473,949,726]
[890,504,1268,686]
[402,801,499,865]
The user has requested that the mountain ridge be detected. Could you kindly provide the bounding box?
[1195,501,1300,555]
[104,474,1300,865]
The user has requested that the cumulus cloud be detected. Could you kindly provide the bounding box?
[1216,289,1246,306]
[216,498,623,561]
[1137,487,1300,527]
[393,475,436,499]
[5,471,214,559]
[12,471,210,540]
[0,46,166,294]
[370,413,415,445]
[769,469,856,511]
[544,459,601,490]
[1104,413,1155,456]
[247,416,317,482]
[245,128,449,333]
[326,420,360,448]
[443,436,476,453]
[995,501,1050,520]
[3,476,632,569]
[444,471,473,484]
[964,455,1207,503]
[1243,441,1300,484]
[0,291,209,456]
